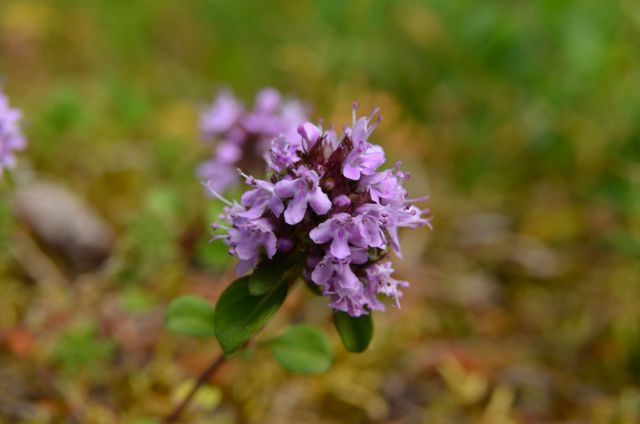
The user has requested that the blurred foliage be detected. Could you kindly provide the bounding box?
[1,0,640,422]
[52,322,117,376]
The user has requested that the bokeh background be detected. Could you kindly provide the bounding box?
[1,0,640,422]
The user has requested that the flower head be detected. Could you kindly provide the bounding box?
[198,88,308,193]
[0,91,26,175]
[209,104,431,316]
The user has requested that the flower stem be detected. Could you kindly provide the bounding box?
[164,352,227,423]
[164,275,303,422]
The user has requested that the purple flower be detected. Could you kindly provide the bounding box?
[227,216,278,275]
[364,261,409,308]
[311,252,366,291]
[0,91,26,175]
[238,173,284,219]
[358,165,408,205]
[279,100,309,143]
[342,143,385,180]
[354,208,386,249]
[310,213,367,259]
[274,168,331,225]
[356,203,431,258]
[199,88,308,193]
[297,122,322,151]
[332,195,351,208]
[342,106,385,180]
[227,216,277,259]
[346,104,380,144]
[200,89,244,136]
[267,134,301,172]
[243,88,306,142]
[310,251,381,317]
[255,88,281,113]
[209,103,431,316]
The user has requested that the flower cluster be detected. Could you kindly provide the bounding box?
[208,104,431,317]
[198,88,307,193]
[0,90,26,175]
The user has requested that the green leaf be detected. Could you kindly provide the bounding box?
[248,254,302,296]
[166,296,216,337]
[248,261,279,296]
[333,311,373,353]
[269,324,333,374]
[214,276,288,354]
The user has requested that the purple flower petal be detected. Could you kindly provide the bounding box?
[255,88,281,113]
[274,178,298,198]
[298,122,322,150]
[308,187,331,215]
[330,236,352,259]
[284,191,309,225]
[309,220,334,244]
[276,168,330,224]
[200,89,244,136]
[0,92,26,175]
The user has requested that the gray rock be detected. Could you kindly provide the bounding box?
[14,181,114,271]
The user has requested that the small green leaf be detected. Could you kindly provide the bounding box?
[269,324,333,374]
[333,311,373,353]
[166,296,216,337]
[214,276,288,354]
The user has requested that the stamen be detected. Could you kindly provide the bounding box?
[209,234,229,242]
[202,181,233,206]
[367,111,383,136]
[398,170,411,180]
[352,101,359,125]
[368,106,381,121]
[393,291,401,308]
[211,222,229,230]
[406,195,431,203]
[237,168,256,185]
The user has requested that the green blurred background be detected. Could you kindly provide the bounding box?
[2,0,640,422]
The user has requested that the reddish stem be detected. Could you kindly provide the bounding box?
[164,353,226,423]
